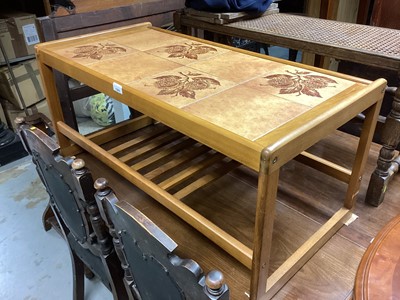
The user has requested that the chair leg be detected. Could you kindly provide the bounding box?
[289,48,298,61]
[84,265,95,279]
[103,253,130,300]
[71,252,85,300]
[42,203,54,231]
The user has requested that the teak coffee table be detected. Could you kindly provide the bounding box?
[35,23,385,299]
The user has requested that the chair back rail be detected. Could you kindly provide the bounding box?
[17,119,128,299]
[95,177,230,300]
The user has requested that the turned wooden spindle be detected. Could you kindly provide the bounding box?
[366,75,400,206]
[94,178,134,283]
[72,159,112,254]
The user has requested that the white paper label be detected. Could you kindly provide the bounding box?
[22,24,40,46]
[113,82,123,94]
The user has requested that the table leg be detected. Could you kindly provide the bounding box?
[37,59,71,150]
[54,71,78,130]
[345,98,383,209]
[366,82,400,206]
[251,154,279,300]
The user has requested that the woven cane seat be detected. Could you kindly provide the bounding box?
[222,13,400,69]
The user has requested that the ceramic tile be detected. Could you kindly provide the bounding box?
[182,85,311,141]
[128,66,237,108]
[109,30,190,51]
[87,52,182,84]
[53,40,136,66]
[145,41,229,65]
[244,65,356,107]
[188,51,280,83]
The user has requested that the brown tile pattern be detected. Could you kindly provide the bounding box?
[129,66,237,108]
[146,41,228,65]
[53,28,358,141]
[55,40,135,65]
[245,65,355,107]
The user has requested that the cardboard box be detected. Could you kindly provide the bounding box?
[0,59,45,109]
[2,98,50,131]
[0,11,40,62]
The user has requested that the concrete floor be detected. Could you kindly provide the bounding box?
[0,156,111,300]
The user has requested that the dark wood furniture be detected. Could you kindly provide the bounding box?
[354,214,400,299]
[18,118,230,299]
[173,11,400,207]
[36,0,185,130]
[95,177,229,299]
[36,23,385,299]
[370,0,400,29]
[17,120,128,300]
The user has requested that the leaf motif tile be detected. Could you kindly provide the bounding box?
[86,52,182,84]
[109,30,190,51]
[128,66,237,108]
[188,51,281,83]
[244,65,356,107]
[54,40,136,65]
[146,42,229,65]
[182,85,311,141]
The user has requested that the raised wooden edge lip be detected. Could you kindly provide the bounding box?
[354,214,400,300]
[35,22,153,49]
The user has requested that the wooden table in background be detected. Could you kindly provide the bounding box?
[355,214,400,299]
[36,23,385,299]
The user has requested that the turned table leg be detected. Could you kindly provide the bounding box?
[366,78,400,206]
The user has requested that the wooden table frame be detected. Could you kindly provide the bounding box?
[35,23,385,299]
[173,11,400,207]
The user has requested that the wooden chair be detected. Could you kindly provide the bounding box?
[16,118,128,300]
[94,177,230,300]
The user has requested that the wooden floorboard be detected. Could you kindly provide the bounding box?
[79,128,400,299]
[274,131,400,299]
[274,234,365,299]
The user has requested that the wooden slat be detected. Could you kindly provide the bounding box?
[91,116,154,144]
[119,131,183,163]
[88,116,153,148]
[57,116,154,156]
[145,145,211,181]
[108,124,170,155]
[159,153,225,190]
[58,121,253,268]
[295,151,352,183]
[173,159,240,199]
[132,137,196,170]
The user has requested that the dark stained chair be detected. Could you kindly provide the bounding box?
[16,118,128,300]
[94,177,230,300]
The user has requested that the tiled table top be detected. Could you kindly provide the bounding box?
[37,23,374,170]
[48,25,356,141]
